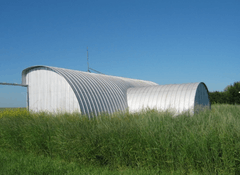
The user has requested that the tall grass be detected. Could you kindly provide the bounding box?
[0,105,240,174]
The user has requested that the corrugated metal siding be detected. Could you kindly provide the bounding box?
[25,67,80,113]
[194,83,211,108]
[127,82,210,115]
[22,66,157,116]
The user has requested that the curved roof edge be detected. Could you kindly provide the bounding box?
[22,65,157,85]
[22,65,158,116]
[22,65,46,85]
[197,82,211,109]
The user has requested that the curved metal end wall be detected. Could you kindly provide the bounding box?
[22,66,157,116]
[127,82,211,115]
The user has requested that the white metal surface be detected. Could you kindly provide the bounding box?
[23,67,80,113]
[22,66,157,116]
[22,66,210,116]
[127,82,211,115]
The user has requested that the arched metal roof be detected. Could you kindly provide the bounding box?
[22,66,157,116]
[127,82,211,115]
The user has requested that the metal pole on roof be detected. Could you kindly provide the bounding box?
[86,47,104,74]
[87,47,91,73]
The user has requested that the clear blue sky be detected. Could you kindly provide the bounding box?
[0,0,239,107]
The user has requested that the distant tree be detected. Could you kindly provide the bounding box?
[209,91,216,104]
[209,91,227,104]
[209,81,240,104]
[225,81,240,104]
[224,85,231,92]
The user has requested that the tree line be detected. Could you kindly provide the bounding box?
[209,81,240,104]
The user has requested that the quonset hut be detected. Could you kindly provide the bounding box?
[22,66,211,116]
[127,83,210,115]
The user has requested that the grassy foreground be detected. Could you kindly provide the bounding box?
[0,105,240,174]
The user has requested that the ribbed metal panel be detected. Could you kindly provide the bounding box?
[127,82,210,115]
[22,66,157,116]
[23,67,80,113]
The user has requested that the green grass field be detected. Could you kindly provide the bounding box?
[0,108,9,111]
[0,107,25,111]
[0,104,240,174]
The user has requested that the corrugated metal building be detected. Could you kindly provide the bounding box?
[127,82,210,115]
[22,66,210,116]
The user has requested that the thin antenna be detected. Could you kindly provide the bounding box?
[89,67,104,74]
[86,47,104,74]
[87,46,90,72]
